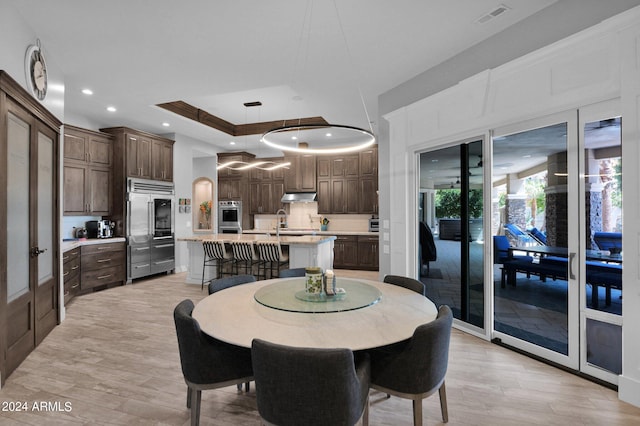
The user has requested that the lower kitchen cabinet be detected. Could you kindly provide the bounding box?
[357,235,379,270]
[80,242,126,291]
[333,235,359,269]
[62,247,81,305]
[333,234,379,270]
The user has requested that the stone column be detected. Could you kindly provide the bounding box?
[545,152,568,247]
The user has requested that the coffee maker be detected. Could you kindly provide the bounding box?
[99,220,114,238]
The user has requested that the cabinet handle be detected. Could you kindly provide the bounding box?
[136,264,150,268]
[97,274,112,280]
[134,247,150,251]
[71,265,79,270]
[71,283,80,289]
[155,243,174,249]
[63,255,69,261]
[97,258,111,263]
[154,259,174,265]
[63,271,69,277]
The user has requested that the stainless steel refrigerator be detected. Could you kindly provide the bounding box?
[127,178,175,281]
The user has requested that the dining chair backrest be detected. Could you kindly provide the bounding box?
[208,274,256,295]
[383,274,426,296]
[278,267,306,278]
[251,338,370,426]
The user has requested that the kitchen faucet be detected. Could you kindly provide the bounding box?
[276,208,288,237]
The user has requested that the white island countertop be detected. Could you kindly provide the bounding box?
[177,233,336,245]
[242,229,378,237]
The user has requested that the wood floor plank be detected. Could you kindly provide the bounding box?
[0,271,639,425]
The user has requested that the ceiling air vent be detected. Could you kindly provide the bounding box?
[476,4,510,24]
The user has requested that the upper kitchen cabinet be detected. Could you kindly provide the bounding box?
[284,154,316,192]
[359,146,378,214]
[100,127,175,237]
[218,151,255,178]
[63,125,113,216]
[249,157,285,214]
[101,127,174,182]
[151,138,173,181]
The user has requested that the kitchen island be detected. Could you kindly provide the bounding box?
[178,234,336,284]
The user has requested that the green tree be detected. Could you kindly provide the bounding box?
[435,189,483,218]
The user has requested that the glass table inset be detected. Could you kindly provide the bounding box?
[254,278,382,313]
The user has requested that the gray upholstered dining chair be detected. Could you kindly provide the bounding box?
[278,267,306,278]
[383,274,426,296]
[251,338,370,426]
[207,274,256,295]
[369,305,453,426]
[173,299,253,426]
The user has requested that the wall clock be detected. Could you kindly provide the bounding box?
[24,39,48,101]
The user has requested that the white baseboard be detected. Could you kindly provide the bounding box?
[618,375,640,408]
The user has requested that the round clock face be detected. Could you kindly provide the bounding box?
[25,43,48,100]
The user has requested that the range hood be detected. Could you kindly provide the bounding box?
[281,192,317,203]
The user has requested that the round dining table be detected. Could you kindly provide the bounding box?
[192,277,438,350]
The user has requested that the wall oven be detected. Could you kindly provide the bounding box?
[218,200,242,233]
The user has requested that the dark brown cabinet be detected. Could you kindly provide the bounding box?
[125,133,152,179]
[357,235,379,270]
[80,242,126,291]
[63,125,113,216]
[284,154,316,192]
[333,235,359,269]
[62,247,80,305]
[218,152,255,229]
[317,147,378,214]
[359,147,378,214]
[151,139,173,181]
[317,154,359,214]
[249,158,285,214]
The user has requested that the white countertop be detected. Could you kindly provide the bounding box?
[61,237,126,252]
[243,228,379,237]
[178,234,336,245]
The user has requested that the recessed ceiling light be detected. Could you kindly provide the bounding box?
[106,106,116,112]
[325,133,332,137]
[291,136,298,140]
[162,122,170,127]
[230,141,236,145]
[523,154,531,158]
[82,88,93,95]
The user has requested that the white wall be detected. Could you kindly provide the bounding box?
[169,133,219,273]
[383,6,640,407]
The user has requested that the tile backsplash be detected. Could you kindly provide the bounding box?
[253,202,370,232]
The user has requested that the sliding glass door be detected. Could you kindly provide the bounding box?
[418,139,484,329]
[491,104,623,383]
[491,113,578,368]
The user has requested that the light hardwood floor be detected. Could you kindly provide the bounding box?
[1,271,640,425]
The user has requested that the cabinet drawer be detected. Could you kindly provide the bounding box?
[63,275,80,305]
[63,256,81,282]
[81,265,125,290]
[151,258,175,275]
[82,250,125,271]
[81,241,124,255]
[130,261,152,280]
[62,248,80,263]
[130,245,151,263]
[152,241,175,260]
[358,236,379,243]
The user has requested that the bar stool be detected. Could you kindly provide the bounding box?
[230,241,259,276]
[201,241,233,290]
[255,241,289,280]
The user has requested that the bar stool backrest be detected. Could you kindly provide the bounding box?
[203,241,228,260]
[256,241,284,262]
[230,241,257,261]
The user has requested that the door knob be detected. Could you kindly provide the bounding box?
[30,247,46,257]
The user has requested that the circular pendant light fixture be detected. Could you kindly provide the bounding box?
[262,0,376,155]
[261,124,375,155]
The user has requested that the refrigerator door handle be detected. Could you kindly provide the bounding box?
[148,201,154,236]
